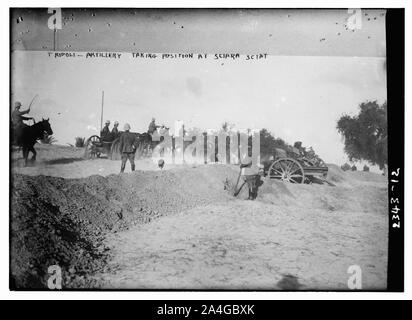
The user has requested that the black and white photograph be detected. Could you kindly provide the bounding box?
[6,5,405,294]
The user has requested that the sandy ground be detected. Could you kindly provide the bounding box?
[11,144,168,177]
[96,182,387,290]
[11,144,388,290]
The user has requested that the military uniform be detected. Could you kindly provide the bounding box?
[148,119,158,135]
[12,109,31,126]
[101,125,111,140]
[111,126,119,139]
[240,160,262,200]
[119,131,138,172]
[11,106,31,145]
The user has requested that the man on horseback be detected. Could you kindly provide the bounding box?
[101,120,111,141]
[11,101,33,145]
[148,117,159,135]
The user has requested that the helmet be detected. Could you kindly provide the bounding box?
[124,123,131,131]
[114,121,119,125]
[105,120,110,125]
[15,101,22,108]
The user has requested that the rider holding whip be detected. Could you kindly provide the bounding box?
[11,95,37,144]
[12,95,38,126]
[11,101,33,127]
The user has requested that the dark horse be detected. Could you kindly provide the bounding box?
[12,118,53,166]
[135,132,153,158]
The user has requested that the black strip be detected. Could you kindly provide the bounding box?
[386,8,404,292]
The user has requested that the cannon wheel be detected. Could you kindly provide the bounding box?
[268,157,305,184]
[84,135,101,159]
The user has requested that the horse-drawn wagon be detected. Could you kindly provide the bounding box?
[263,145,328,184]
[84,131,153,160]
[83,134,116,159]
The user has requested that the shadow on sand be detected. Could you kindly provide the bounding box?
[12,157,86,168]
[43,157,85,165]
[309,176,336,187]
[277,274,304,290]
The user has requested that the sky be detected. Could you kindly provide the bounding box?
[11,8,387,168]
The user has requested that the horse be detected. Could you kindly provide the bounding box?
[13,118,53,166]
[109,131,161,160]
[135,132,153,158]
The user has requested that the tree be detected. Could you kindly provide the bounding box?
[221,121,235,133]
[337,101,387,170]
[75,137,85,148]
[260,128,289,158]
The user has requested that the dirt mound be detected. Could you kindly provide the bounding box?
[257,179,387,215]
[325,163,386,186]
[325,164,348,184]
[10,164,239,288]
[348,170,386,183]
[11,162,388,289]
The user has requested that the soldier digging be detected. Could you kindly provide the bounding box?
[234,156,263,200]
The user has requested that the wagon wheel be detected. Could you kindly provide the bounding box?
[84,135,101,159]
[268,157,305,184]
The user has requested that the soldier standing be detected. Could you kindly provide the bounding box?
[118,123,138,173]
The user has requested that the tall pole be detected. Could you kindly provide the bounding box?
[100,91,104,134]
[53,28,56,51]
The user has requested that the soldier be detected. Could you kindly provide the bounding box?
[293,141,307,157]
[112,121,120,139]
[12,101,33,127]
[11,101,33,145]
[148,117,158,135]
[101,120,111,140]
[118,123,138,173]
[234,158,263,200]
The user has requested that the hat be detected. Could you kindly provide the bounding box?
[124,123,131,131]
[15,101,22,108]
